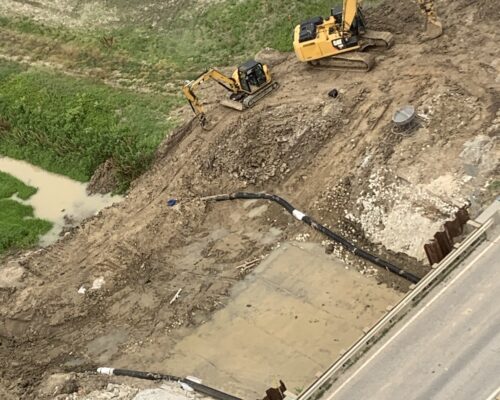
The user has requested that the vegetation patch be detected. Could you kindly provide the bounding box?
[0,171,52,254]
[0,60,181,192]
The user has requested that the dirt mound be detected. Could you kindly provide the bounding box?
[365,0,423,39]
[87,159,120,195]
[198,103,339,186]
[1,0,499,397]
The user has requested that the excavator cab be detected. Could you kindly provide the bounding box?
[236,60,269,93]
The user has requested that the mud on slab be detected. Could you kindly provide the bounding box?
[153,242,401,398]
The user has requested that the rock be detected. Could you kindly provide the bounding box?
[322,102,335,117]
[459,134,494,177]
[38,373,78,397]
[87,158,119,195]
[460,134,492,165]
[325,243,335,255]
[134,387,189,400]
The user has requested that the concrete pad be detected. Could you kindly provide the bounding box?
[159,242,401,398]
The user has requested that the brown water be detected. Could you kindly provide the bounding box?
[0,156,121,245]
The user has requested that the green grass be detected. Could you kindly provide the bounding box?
[488,180,500,194]
[0,1,343,76]
[0,171,37,199]
[105,0,341,73]
[0,0,349,252]
[0,172,52,254]
[0,60,181,192]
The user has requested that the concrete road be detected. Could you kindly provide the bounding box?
[324,229,500,400]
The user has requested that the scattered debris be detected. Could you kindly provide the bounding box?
[167,199,178,207]
[91,277,105,290]
[294,233,311,242]
[0,1,498,397]
[235,258,260,272]
[170,288,183,305]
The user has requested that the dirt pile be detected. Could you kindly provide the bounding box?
[87,159,120,195]
[198,103,341,186]
[0,0,499,397]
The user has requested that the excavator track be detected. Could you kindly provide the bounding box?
[306,29,393,73]
[360,29,395,49]
[308,52,376,72]
[219,81,279,111]
[243,81,280,108]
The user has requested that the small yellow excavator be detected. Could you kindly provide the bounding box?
[293,0,394,71]
[182,60,279,129]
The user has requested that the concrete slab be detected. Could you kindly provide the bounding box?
[158,242,401,398]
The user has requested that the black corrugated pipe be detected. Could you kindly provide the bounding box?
[97,367,242,400]
[202,192,420,284]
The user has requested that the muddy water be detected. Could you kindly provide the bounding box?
[0,156,121,245]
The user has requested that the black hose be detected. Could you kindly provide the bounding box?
[97,367,242,400]
[183,379,242,400]
[202,192,420,284]
[108,368,180,381]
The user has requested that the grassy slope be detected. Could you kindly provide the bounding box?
[0,0,341,192]
[0,60,180,190]
[0,172,52,254]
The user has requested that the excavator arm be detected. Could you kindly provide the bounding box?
[182,68,240,126]
[342,0,359,32]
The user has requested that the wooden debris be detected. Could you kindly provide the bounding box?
[235,258,260,272]
[169,288,183,305]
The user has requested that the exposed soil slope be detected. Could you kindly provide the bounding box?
[0,0,498,397]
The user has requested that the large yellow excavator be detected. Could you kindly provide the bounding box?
[293,0,442,71]
[293,0,394,71]
[182,60,279,129]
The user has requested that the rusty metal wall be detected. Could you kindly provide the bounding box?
[424,207,470,265]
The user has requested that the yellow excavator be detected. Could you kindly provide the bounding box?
[293,0,443,71]
[293,0,394,71]
[182,60,279,129]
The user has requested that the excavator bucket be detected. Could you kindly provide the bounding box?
[417,0,443,40]
[424,17,443,40]
[219,99,245,111]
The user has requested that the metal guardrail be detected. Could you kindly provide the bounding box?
[296,217,495,400]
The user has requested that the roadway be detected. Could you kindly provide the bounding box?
[323,227,500,400]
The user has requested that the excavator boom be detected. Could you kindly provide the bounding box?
[182,68,242,127]
[342,0,358,32]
